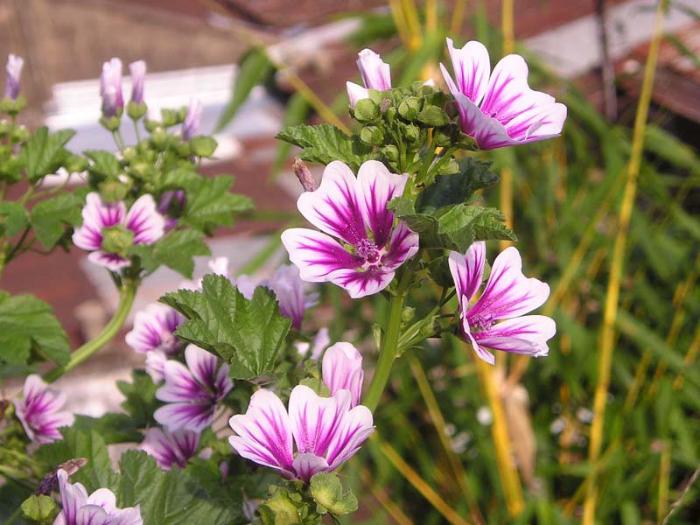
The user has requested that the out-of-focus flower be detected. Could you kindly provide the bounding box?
[440,38,567,149]
[13,375,74,444]
[322,342,364,407]
[157,190,186,231]
[72,193,165,271]
[154,345,233,433]
[448,242,556,364]
[54,469,142,525]
[229,386,373,482]
[141,427,199,470]
[128,60,146,104]
[125,303,183,355]
[282,160,419,299]
[145,350,168,384]
[295,327,330,360]
[346,49,391,107]
[4,54,24,100]
[182,99,202,140]
[100,58,124,118]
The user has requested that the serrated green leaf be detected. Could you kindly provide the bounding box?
[216,49,275,132]
[182,175,253,233]
[419,158,499,212]
[0,201,29,237]
[132,229,211,277]
[117,369,159,429]
[0,292,70,366]
[161,275,291,379]
[310,472,358,516]
[85,150,121,178]
[276,124,373,170]
[19,127,75,182]
[71,414,143,444]
[30,193,83,249]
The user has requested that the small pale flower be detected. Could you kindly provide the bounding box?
[182,98,202,140]
[282,160,419,299]
[100,58,124,118]
[154,345,233,433]
[346,49,391,107]
[13,375,74,444]
[229,386,373,482]
[322,342,364,407]
[141,427,199,470]
[145,350,168,383]
[72,193,165,271]
[448,242,556,364]
[54,469,142,525]
[440,38,567,149]
[128,60,146,104]
[295,327,330,360]
[4,54,24,100]
[125,303,183,355]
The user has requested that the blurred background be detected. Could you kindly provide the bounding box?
[2,0,700,523]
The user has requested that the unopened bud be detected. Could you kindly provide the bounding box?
[293,158,318,192]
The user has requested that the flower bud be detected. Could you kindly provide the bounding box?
[150,127,168,150]
[161,108,180,128]
[100,58,124,118]
[381,145,399,162]
[293,158,318,192]
[65,154,88,173]
[353,98,379,122]
[4,54,24,101]
[360,125,384,145]
[398,97,421,121]
[404,123,420,143]
[99,180,129,203]
[438,158,460,176]
[357,49,391,91]
[128,60,146,104]
[127,101,147,121]
[182,99,202,140]
[101,224,134,255]
[189,136,217,157]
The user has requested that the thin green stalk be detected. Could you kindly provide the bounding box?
[364,272,410,411]
[44,279,138,382]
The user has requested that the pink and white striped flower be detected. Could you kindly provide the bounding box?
[13,375,74,444]
[154,345,233,433]
[282,160,419,299]
[182,98,202,140]
[229,385,373,482]
[140,427,199,470]
[125,303,183,355]
[440,38,567,150]
[72,193,165,271]
[54,469,142,525]
[100,57,124,118]
[449,242,556,365]
[322,342,364,407]
[4,54,24,100]
[128,60,146,105]
[346,49,391,107]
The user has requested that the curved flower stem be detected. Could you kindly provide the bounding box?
[364,272,410,412]
[44,279,138,383]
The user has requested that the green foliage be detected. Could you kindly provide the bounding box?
[30,193,83,249]
[21,495,58,524]
[117,369,160,429]
[161,275,292,379]
[85,150,121,179]
[258,486,321,525]
[0,292,70,367]
[18,128,75,182]
[132,229,210,278]
[309,472,358,516]
[0,201,28,237]
[277,124,374,170]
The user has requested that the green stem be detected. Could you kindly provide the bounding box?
[43,279,138,383]
[364,274,410,411]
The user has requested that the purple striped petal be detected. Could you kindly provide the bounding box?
[154,402,215,434]
[288,385,350,458]
[281,228,362,282]
[356,49,391,91]
[328,266,395,299]
[322,343,364,407]
[128,60,146,104]
[87,251,130,271]
[448,242,486,307]
[125,303,183,355]
[125,195,165,245]
[356,160,408,246]
[346,81,370,107]
[445,38,490,104]
[145,350,167,383]
[296,161,367,245]
[267,265,307,330]
[13,375,74,444]
[57,469,88,525]
[469,246,550,322]
[5,54,23,100]
[72,193,126,251]
[324,404,374,470]
[292,453,329,482]
[503,101,567,143]
[184,345,233,399]
[228,389,295,475]
[474,315,556,358]
[141,427,199,470]
[381,222,419,272]
[461,307,496,365]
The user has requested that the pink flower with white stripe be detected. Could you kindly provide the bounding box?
[100,57,124,118]
[125,303,183,356]
[449,242,556,365]
[4,54,24,100]
[346,49,391,107]
[13,375,74,444]
[440,38,567,150]
[54,469,142,525]
[322,342,364,407]
[282,160,419,299]
[141,427,199,470]
[72,193,165,271]
[229,385,373,482]
[154,345,233,433]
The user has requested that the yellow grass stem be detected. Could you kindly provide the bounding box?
[409,357,485,525]
[425,0,438,34]
[375,436,471,525]
[673,326,700,390]
[362,468,415,525]
[658,441,671,523]
[582,2,667,522]
[282,71,350,134]
[501,0,515,54]
[400,0,423,49]
[390,0,414,51]
[450,0,468,36]
[474,356,525,516]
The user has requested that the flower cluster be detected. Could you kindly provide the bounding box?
[13,375,74,444]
